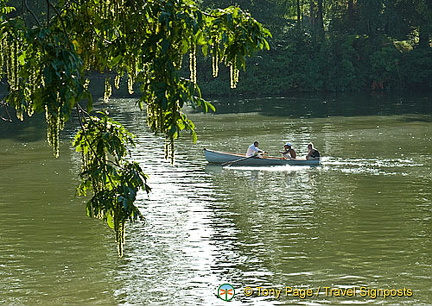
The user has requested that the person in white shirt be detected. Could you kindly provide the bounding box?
[246,141,267,157]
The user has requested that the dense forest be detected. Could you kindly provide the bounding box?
[5,0,432,96]
[198,0,432,95]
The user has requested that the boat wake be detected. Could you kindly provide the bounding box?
[216,156,426,177]
[322,157,424,176]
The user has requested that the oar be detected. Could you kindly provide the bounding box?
[222,155,256,166]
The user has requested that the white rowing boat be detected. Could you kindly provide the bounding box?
[203,148,321,166]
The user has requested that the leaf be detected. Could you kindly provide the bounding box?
[106,211,115,229]
[17,51,26,65]
[110,54,123,67]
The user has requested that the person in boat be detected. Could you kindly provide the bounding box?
[246,141,267,157]
[306,143,320,160]
[280,143,296,159]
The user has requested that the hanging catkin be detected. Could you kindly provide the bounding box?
[229,56,239,89]
[212,43,219,78]
[189,44,197,83]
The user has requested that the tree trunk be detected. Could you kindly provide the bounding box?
[297,0,302,25]
[348,0,354,21]
[309,0,324,39]
[317,0,324,34]
[310,0,316,27]
[418,25,430,48]
[347,0,355,31]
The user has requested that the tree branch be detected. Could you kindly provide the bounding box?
[0,100,13,122]
[23,0,41,26]
[46,0,68,34]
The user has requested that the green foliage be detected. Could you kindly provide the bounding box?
[399,47,432,89]
[319,35,359,92]
[368,46,401,90]
[73,111,151,256]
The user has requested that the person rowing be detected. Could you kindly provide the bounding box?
[280,143,296,159]
[246,141,267,158]
[306,143,320,160]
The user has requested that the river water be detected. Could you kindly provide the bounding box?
[0,93,431,305]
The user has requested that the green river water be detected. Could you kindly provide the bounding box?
[0,93,431,305]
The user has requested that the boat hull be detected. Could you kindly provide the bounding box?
[203,148,320,166]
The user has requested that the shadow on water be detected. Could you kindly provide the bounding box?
[0,76,139,143]
[1,90,430,143]
[0,111,81,143]
[205,92,432,118]
[0,97,141,143]
[400,114,432,123]
[0,112,47,142]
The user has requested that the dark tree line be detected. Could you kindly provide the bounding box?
[199,0,432,95]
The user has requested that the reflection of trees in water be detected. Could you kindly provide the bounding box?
[207,93,432,118]
[0,111,47,142]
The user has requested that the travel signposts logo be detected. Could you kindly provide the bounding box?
[217,284,235,301]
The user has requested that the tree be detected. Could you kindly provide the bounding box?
[0,0,270,256]
[393,0,432,48]
[308,0,324,38]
